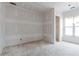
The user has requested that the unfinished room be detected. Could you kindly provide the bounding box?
[0,2,79,56]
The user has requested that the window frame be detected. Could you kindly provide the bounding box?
[63,16,79,37]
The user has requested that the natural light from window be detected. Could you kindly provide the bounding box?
[64,16,79,37]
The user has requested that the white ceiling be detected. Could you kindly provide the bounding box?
[9,2,79,14]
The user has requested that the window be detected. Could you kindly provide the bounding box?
[65,27,73,36]
[64,16,79,37]
[65,17,73,26]
[74,16,79,36]
[75,27,79,36]
[64,17,73,36]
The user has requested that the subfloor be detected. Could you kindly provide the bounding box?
[1,40,79,56]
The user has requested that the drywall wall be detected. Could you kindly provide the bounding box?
[56,14,63,42]
[56,16,60,42]
[43,8,55,43]
[63,8,79,44]
[54,9,63,42]
[0,3,43,48]
[0,3,4,54]
[0,3,56,54]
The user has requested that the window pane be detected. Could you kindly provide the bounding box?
[74,16,79,26]
[75,27,79,36]
[65,17,73,26]
[65,27,73,36]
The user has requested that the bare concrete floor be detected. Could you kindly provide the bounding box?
[1,40,79,56]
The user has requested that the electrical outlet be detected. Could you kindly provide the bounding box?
[20,38,22,40]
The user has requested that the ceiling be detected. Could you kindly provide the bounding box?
[8,2,79,14]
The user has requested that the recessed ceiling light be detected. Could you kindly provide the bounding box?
[68,4,71,6]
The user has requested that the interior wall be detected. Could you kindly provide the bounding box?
[0,3,5,54]
[0,2,55,54]
[0,3,43,48]
[56,16,60,42]
[43,8,55,43]
[54,9,63,42]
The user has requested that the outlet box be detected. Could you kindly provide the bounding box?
[20,38,22,40]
